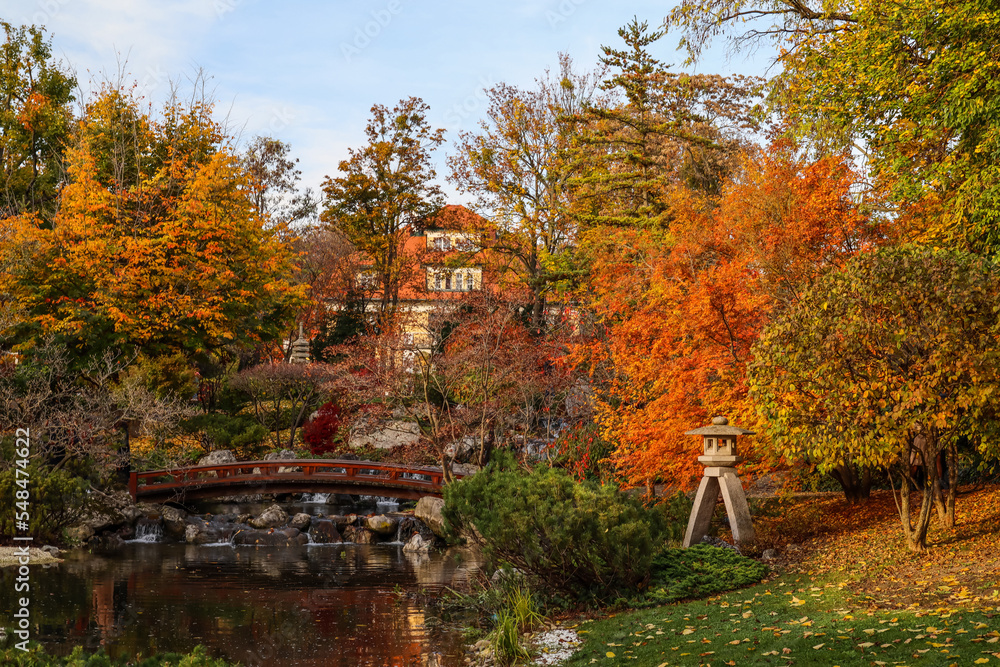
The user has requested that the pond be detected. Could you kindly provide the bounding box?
[1,497,483,667]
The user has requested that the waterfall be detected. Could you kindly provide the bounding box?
[128,522,163,543]
[302,493,332,504]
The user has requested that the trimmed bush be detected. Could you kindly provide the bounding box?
[444,457,682,600]
[636,544,770,607]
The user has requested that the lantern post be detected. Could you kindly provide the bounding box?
[682,416,756,547]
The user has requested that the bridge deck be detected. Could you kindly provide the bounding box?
[129,459,454,503]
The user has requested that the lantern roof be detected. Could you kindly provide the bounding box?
[685,416,755,437]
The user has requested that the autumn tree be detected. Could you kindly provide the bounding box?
[320,97,445,329]
[449,55,601,330]
[242,135,317,229]
[0,22,76,220]
[750,246,1000,551]
[0,83,306,368]
[668,0,1000,256]
[580,143,882,492]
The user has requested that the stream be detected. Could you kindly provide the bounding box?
[0,495,483,666]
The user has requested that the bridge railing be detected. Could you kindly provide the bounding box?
[129,459,455,500]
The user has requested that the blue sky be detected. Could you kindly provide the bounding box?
[1,0,775,202]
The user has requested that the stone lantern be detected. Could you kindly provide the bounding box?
[289,323,311,364]
[682,416,756,547]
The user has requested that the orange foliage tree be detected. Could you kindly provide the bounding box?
[580,143,887,491]
[0,85,306,367]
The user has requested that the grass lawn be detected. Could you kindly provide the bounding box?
[556,485,1000,666]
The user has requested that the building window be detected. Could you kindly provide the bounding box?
[434,272,442,290]
[445,273,452,290]
[434,236,451,251]
[465,272,473,291]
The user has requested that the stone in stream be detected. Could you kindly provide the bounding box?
[402,533,431,553]
[414,497,447,538]
[329,514,357,531]
[309,519,343,544]
[366,514,399,537]
[250,504,289,529]
[341,525,375,544]
[232,527,305,546]
[160,506,188,540]
[290,513,312,531]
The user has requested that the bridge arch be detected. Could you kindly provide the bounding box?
[129,459,454,503]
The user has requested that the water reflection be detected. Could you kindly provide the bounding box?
[1,542,480,666]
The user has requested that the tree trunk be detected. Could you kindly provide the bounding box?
[892,447,933,552]
[828,462,872,504]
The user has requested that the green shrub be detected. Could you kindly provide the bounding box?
[634,544,770,607]
[444,456,680,600]
[179,413,269,458]
[0,466,91,542]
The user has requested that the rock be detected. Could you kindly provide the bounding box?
[40,545,60,557]
[700,535,742,555]
[396,516,434,543]
[341,525,375,544]
[198,449,237,466]
[349,421,421,450]
[444,436,477,463]
[762,548,778,560]
[264,449,301,473]
[329,514,357,531]
[84,512,119,532]
[197,450,237,477]
[290,513,312,531]
[309,519,342,544]
[366,514,399,537]
[232,528,291,546]
[451,463,481,477]
[160,507,188,540]
[236,513,253,525]
[185,524,202,544]
[250,504,289,529]
[414,497,447,538]
[402,533,431,553]
[65,525,94,543]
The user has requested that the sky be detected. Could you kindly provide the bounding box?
[1,0,776,203]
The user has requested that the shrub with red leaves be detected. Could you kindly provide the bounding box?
[303,401,343,455]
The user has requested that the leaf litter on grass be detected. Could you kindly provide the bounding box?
[564,485,1000,666]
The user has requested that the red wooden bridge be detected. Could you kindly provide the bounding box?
[128,459,456,503]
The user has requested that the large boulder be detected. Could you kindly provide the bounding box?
[366,514,399,537]
[198,450,237,478]
[349,421,421,450]
[289,513,312,532]
[160,506,188,540]
[250,504,289,529]
[414,497,447,538]
[309,519,342,544]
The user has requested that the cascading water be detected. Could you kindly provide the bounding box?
[128,521,163,543]
[301,492,332,504]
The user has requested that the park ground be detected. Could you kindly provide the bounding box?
[557,485,1000,666]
